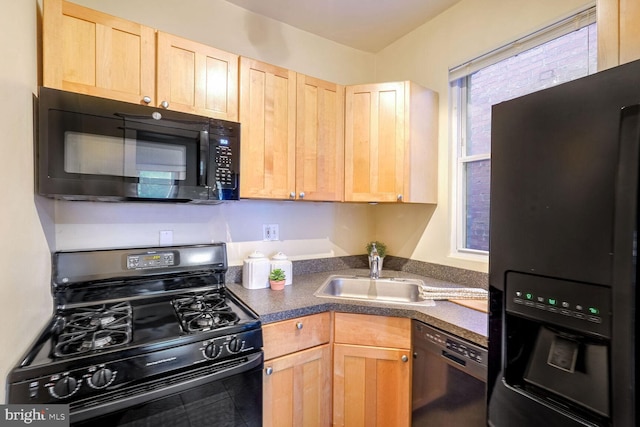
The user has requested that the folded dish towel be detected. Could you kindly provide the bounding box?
[419,286,488,300]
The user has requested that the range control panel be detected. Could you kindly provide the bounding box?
[506,272,611,338]
[127,251,177,270]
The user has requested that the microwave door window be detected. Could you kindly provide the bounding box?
[64,132,189,199]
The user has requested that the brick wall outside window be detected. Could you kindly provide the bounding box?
[462,24,597,251]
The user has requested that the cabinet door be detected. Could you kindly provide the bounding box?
[333,343,411,427]
[344,82,405,202]
[239,57,296,199]
[263,344,332,427]
[598,0,640,70]
[296,75,345,201]
[43,0,155,105]
[156,32,238,120]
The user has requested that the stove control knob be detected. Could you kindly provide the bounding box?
[89,368,115,389]
[227,337,243,353]
[50,375,80,399]
[204,342,221,359]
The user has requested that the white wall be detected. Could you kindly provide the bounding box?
[373,0,594,272]
[0,0,53,405]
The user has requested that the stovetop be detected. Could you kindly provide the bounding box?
[20,287,259,372]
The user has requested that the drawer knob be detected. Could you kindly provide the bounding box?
[142,96,152,104]
[296,322,303,330]
[265,367,273,376]
[160,100,170,109]
[401,355,409,363]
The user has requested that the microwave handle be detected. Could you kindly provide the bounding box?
[199,130,209,187]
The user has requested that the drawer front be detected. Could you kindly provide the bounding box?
[334,313,411,348]
[263,312,331,360]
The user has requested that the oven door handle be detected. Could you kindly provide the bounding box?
[70,351,264,423]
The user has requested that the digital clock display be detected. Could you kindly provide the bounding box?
[127,251,175,269]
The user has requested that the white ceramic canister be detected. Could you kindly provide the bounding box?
[242,251,270,289]
[270,252,293,286]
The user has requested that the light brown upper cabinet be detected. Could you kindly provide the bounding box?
[156,32,238,120]
[296,75,345,202]
[43,0,155,105]
[344,81,438,203]
[239,57,345,201]
[43,0,239,121]
[239,57,297,199]
[598,0,640,70]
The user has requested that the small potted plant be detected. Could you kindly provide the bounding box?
[366,241,387,271]
[269,268,286,291]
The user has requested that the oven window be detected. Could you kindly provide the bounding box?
[72,365,262,427]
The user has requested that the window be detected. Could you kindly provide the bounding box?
[451,7,597,254]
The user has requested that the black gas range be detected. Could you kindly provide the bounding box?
[8,244,263,426]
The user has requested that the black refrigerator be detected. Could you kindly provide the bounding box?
[488,59,640,426]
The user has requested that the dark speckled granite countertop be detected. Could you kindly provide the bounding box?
[226,268,488,347]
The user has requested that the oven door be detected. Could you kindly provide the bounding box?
[71,352,263,427]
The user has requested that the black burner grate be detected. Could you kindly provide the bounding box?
[172,291,240,333]
[53,302,132,358]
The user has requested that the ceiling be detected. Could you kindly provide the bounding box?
[225,0,463,53]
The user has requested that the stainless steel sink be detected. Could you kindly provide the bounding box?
[314,275,435,306]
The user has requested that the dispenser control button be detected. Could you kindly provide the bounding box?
[513,298,524,305]
[573,312,586,320]
[587,316,602,323]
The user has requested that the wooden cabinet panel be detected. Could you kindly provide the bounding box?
[296,75,345,201]
[263,344,332,427]
[334,313,411,348]
[156,32,238,120]
[43,0,155,104]
[239,57,297,199]
[345,81,438,203]
[262,312,331,360]
[345,82,404,202]
[597,0,640,70]
[333,343,411,427]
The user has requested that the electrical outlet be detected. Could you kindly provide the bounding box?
[159,230,173,245]
[262,224,279,241]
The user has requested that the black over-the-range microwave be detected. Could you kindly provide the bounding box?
[36,87,240,203]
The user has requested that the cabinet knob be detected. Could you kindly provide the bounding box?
[160,100,170,109]
[142,96,152,104]
[289,192,296,199]
[401,355,409,363]
[397,194,403,201]
[299,192,305,199]
[296,322,303,330]
[265,366,273,376]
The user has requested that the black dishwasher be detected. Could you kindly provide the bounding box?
[412,320,487,426]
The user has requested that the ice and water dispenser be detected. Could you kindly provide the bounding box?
[502,273,611,422]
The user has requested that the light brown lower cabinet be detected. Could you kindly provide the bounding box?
[263,344,332,427]
[262,312,412,427]
[333,343,411,427]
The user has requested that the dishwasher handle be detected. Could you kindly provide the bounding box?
[442,350,466,367]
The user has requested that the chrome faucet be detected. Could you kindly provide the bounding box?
[369,242,381,279]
